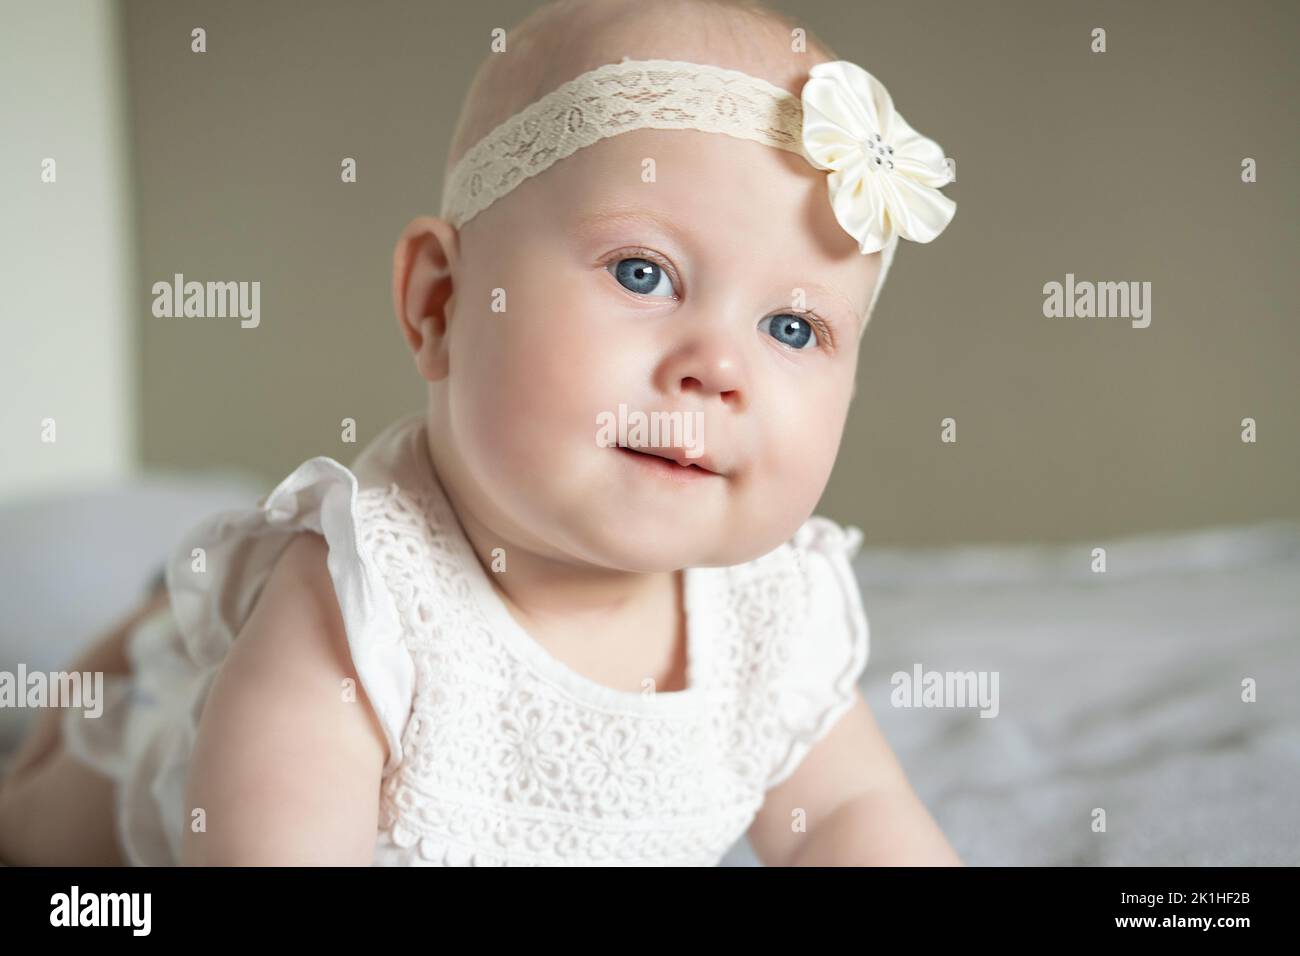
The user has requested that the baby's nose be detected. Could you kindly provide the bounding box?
[656,334,747,410]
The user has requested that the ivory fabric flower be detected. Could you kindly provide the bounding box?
[800,60,956,255]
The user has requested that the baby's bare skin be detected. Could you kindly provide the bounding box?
[181,533,389,865]
[0,586,168,865]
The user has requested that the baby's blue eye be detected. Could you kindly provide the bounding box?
[760,314,816,350]
[609,257,675,297]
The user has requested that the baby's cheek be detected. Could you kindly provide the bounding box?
[746,396,845,535]
[758,450,828,530]
[457,300,602,463]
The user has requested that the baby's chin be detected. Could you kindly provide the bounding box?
[560,531,768,574]
[532,494,806,573]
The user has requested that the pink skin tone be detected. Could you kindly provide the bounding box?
[393,127,879,645]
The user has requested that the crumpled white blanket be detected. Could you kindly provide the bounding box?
[721,519,1300,866]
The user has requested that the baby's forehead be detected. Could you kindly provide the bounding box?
[527,131,873,304]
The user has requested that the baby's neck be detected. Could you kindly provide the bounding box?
[423,420,680,644]
[450,482,687,692]
[455,483,677,635]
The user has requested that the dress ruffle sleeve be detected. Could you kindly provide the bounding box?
[762,516,871,790]
[62,453,416,865]
[165,456,415,777]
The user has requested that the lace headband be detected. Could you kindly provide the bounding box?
[439,56,956,332]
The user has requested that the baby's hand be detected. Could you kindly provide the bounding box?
[182,533,388,865]
[747,691,963,866]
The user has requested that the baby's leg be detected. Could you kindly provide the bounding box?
[0,750,125,865]
[0,585,170,865]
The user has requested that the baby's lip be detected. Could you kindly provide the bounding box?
[617,444,725,476]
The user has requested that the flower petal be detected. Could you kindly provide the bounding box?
[801,107,860,172]
[887,109,951,187]
[808,61,894,140]
[800,62,894,171]
[875,172,956,244]
[826,158,891,254]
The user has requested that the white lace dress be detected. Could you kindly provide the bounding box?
[62,411,870,866]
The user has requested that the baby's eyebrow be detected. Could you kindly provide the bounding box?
[571,205,693,247]
[796,281,863,322]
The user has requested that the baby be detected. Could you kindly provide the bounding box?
[0,0,960,866]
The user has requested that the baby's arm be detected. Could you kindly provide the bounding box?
[182,533,389,865]
[747,690,962,866]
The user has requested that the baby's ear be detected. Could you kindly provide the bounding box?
[392,216,459,381]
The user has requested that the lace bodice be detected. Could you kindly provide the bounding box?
[354,417,869,864]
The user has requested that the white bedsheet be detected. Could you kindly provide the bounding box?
[723,518,1300,865]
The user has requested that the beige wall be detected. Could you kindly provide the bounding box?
[119,0,1297,545]
[1,0,137,498]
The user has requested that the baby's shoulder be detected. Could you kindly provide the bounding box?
[244,531,347,648]
[269,528,333,588]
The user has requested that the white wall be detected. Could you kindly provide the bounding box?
[0,0,136,499]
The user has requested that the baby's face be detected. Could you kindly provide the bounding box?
[437,127,880,570]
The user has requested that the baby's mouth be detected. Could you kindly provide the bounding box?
[616,445,724,477]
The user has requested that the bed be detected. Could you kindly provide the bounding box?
[3,480,1296,865]
[723,518,1300,865]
